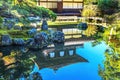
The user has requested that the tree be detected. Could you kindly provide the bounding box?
[84,0,98,5]
[11,0,57,25]
[0,0,57,27]
[82,4,97,17]
[98,0,119,15]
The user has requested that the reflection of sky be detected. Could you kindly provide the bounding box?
[32,42,107,80]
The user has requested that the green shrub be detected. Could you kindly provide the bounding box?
[98,0,119,15]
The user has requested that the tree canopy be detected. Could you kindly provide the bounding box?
[0,0,57,26]
[98,0,119,15]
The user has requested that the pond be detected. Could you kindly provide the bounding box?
[31,41,107,80]
[0,41,107,80]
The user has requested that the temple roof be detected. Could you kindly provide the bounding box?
[34,51,88,70]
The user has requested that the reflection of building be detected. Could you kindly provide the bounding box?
[34,44,88,70]
[37,0,84,16]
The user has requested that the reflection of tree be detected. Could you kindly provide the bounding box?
[0,58,7,77]
[84,25,98,37]
[0,49,35,80]
[32,72,42,80]
[98,18,120,80]
[99,49,120,80]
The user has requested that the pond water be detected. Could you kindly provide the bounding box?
[31,41,107,80]
[0,41,107,80]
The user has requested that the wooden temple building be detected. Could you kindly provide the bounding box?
[36,0,84,16]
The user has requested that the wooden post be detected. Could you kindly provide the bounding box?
[57,1,63,13]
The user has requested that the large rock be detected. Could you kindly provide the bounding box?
[34,32,48,47]
[13,38,25,46]
[53,31,65,43]
[26,32,49,49]
[41,20,48,30]
[34,32,47,44]
[1,35,12,46]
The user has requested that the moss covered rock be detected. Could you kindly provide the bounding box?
[1,35,12,46]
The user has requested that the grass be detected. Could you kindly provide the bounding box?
[0,30,31,39]
[47,21,79,25]
[0,30,8,35]
[0,29,49,40]
[39,21,79,28]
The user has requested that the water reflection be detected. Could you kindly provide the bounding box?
[35,42,107,80]
[0,42,107,80]
[49,52,55,58]
[0,46,34,80]
[69,50,74,56]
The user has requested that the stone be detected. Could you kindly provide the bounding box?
[77,22,88,30]
[1,35,12,46]
[3,18,14,30]
[14,26,22,30]
[48,30,55,38]
[13,38,25,46]
[27,32,49,49]
[34,32,48,46]
[26,38,34,45]
[48,30,55,43]
[53,31,65,43]
[28,28,37,35]
[26,38,37,49]
[41,20,48,30]
[7,23,14,30]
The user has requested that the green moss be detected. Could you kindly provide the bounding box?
[39,21,79,28]
[7,30,29,38]
[0,30,8,35]
[0,30,32,39]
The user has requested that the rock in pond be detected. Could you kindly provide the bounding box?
[1,35,12,46]
[26,32,49,49]
[13,38,25,46]
[53,31,65,43]
[77,22,88,30]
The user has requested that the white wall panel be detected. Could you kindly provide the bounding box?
[40,2,47,8]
